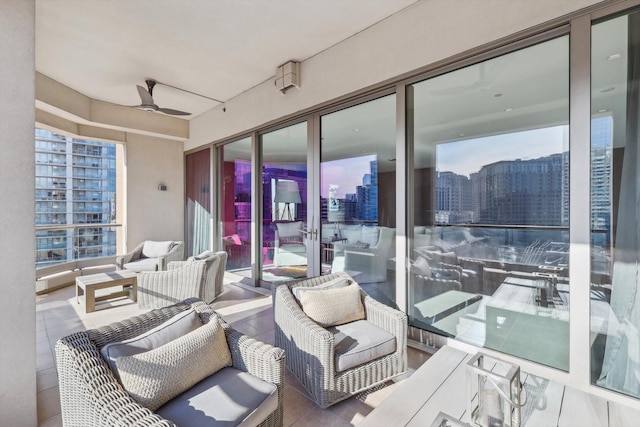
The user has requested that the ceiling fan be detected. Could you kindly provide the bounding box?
[133,79,191,116]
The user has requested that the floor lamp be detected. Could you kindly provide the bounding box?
[274,180,301,221]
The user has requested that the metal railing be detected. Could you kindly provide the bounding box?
[35,223,122,270]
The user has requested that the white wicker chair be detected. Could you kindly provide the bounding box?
[273,272,407,408]
[137,251,227,309]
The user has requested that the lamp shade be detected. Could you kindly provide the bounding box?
[274,180,301,203]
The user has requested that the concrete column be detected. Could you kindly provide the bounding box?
[0,0,37,425]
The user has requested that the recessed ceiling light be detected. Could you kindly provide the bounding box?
[607,53,621,61]
[504,108,512,112]
[354,128,360,132]
[459,133,465,137]
[598,109,608,113]
[601,87,615,93]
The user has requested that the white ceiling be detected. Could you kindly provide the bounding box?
[35,0,417,119]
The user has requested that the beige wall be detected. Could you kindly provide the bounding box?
[188,0,601,149]
[125,133,185,249]
[0,0,37,425]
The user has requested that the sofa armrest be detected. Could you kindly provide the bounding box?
[56,331,176,427]
[273,282,336,381]
[363,294,407,349]
[157,241,184,270]
[226,326,285,386]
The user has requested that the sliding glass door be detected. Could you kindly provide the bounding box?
[320,94,397,307]
[260,122,311,284]
[219,137,253,278]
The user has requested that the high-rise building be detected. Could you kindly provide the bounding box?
[436,171,472,224]
[472,154,565,225]
[35,129,116,267]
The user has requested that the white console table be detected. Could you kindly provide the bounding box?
[360,346,639,426]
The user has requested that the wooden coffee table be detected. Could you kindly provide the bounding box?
[76,271,138,313]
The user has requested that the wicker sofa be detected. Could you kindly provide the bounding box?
[55,298,285,427]
[273,272,407,408]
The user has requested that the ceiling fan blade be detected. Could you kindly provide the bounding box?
[157,107,191,116]
[136,85,155,105]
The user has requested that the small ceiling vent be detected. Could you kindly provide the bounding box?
[275,61,300,94]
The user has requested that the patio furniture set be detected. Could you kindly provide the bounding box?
[75,240,227,312]
[60,247,409,426]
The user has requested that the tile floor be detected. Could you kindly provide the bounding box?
[36,280,431,427]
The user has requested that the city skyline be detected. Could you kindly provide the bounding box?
[437,124,569,178]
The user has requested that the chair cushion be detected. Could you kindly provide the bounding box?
[101,309,202,377]
[277,243,306,253]
[123,257,160,272]
[293,276,350,301]
[117,317,232,411]
[298,283,365,327]
[340,227,362,244]
[328,319,397,373]
[156,367,278,427]
[142,240,174,258]
[352,241,370,249]
[279,235,303,244]
[361,226,379,247]
[276,221,303,238]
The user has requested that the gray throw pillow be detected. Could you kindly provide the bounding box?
[100,309,201,378]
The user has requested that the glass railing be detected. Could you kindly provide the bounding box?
[35,223,122,269]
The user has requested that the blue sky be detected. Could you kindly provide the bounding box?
[436,125,569,177]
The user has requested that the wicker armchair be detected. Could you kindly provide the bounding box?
[273,272,407,408]
[137,251,227,309]
[55,298,284,427]
[116,240,184,272]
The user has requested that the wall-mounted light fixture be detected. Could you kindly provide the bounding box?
[275,61,300,94]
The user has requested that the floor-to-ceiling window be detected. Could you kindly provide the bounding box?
[321,94,397,307]
[408,35,571,370]
[193,2,640,406]
[185,148,211,257]
[260,122,309,283]
[35,128,119,268]
[591,8,640,399]
[219,137,253,277]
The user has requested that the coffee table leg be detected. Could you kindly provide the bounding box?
[86,286,96,313]
[131,279,137,303]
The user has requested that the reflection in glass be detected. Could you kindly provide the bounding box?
[261,122,308,283]
[591,10,640,399]
[185,148,211,257]
[321,94,397,307]
[219,138,252,277]
[409,36,570,370]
